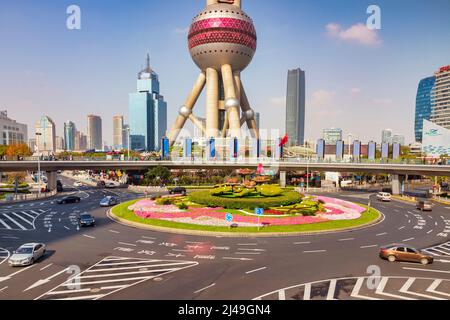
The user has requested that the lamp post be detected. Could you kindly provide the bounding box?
[35,132,42,198]
[127,127,131,161]
[348,134,353,160]
[306,141,310,194]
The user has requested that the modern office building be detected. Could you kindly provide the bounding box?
[430,65,450,130]
[113,115,124,150]
[392,134,405,146]
[129,55,167,151]
[35,115,56,154]
[0,110,28,146]
[323,128,343,144]
[122,124,130,150]
[87,115,103,150]
[74,130,87,151]
[285,68,306,146]
[64,121,76,151]
[381,129,393,144]
[55,136,65,151]
[28,139,36,152]
[415,76,435,142]
[422,119,450,156]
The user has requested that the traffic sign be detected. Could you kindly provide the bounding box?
[225,213,233,222]
[255,208,264,216]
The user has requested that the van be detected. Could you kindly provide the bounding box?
[416,200,433,211]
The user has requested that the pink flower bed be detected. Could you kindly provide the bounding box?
[130,195,366,226]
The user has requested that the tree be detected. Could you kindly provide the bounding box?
[0,145,8,156]
[7,172,27,184]
[6,143,32,157]
[145,166,171,185]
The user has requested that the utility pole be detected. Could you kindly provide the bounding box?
[36,132,42,198]
[127,127,131,161]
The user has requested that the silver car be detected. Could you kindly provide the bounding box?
[8,243,46,267]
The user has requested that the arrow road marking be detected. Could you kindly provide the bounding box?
[0,265,34,283]
[399,278,445,300]
[375,277,416,300]
[24,267,71,292]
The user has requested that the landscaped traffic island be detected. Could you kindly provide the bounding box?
[110,184,381,236]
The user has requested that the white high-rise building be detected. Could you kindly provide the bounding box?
[35,115,56,154]
[113,115,124,150]
[381,129,393,144]
[431,65,450,130]
[87,115,102,150]
[323,128,343,144]
[0,110,28,146]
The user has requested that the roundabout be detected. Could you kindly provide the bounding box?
[108,185,382,237]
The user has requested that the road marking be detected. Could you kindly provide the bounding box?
[235,252,261,255]
[118,242,137,247]
[293,241,311,245]
[360,245,378,249]
[0,265,34,282]
[2,213,27,230]
[402,267,450,274]
[426,279,450,298]
[375,277,416,300]
[303,283,311,300]
[0,286,8,293]
[376,232,387,236]
[82,234,95,239]
[427,229,434,234]
[141,236,156,240]
[64,226,70,230]
[338,238,355,241]
[185,241,204,244]
[408,220,411,224]
[435,221,438,226]
[237,248,266,252]
[303,250,326,253]
[398,226,405,230]
[245,267,267,275]
[1,236,18,239]
[398,278,444,300]
[24,267,71,291]
[223,257,253,261]
[237,243,258,246]
[402,238,415,242]
[194,283,215,294]
[0,219,12,230]
[40,264,53,271]
[327,279,337,300]
[351,277,380,300]
[109,230,120,234]
[278,290,286,300]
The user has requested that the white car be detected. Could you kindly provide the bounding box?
[377,192,392,202]
[8,243,46,267]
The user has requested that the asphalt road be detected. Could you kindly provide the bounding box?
[0,175,449,300]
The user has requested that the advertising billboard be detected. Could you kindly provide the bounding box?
[381,143,389,159]
[184,138,192,159]
[161,137,170,159]
[353,140,361,159]
[336,140,344,160]
[392,143,400,160]
[368,141,376,160]
[316,139,325,159]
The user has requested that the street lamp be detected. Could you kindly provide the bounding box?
[347,134,353,161]
[127,127,131,161]
[35,132,42,198]
[305,141,310,193]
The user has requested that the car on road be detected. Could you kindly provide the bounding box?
[376,192,392,202]
[57,195,81,204]
[100,196,121,207]
[8,243,46,267]
[416,200,433,211]
[78,213,96,227]
[105,181,119,189]
[379,244,433,265]
[97,180,106,188]
[169,187,187,196]
[57,180,63,192]
[73,181,83,187]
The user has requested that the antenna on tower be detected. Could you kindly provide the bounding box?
[146,52,150,70]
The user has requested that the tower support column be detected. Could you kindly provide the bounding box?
[221,64,241,138]
[206,68,220,138]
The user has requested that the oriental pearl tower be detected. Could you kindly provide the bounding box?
[168,0,259,145]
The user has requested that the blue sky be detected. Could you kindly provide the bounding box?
[1,0,449,145]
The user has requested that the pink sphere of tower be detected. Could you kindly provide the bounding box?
[188,3,257,71]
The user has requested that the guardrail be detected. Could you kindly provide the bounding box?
[0,190,57,203]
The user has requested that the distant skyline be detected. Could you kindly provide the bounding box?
[1,0,450,145]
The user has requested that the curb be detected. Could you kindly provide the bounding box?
[106,207,384,238]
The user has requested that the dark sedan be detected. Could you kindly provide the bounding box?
[57,195,81,204]
[78,214,96,227]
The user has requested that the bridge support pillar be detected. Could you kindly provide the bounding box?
[280,171,287,188]
[47,171,57,191]
[391,174,405,195]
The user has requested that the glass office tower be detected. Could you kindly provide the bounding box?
[129,55,167,151]
[286,68,306,146]
[64,121,76,151]
[415,76,435,142]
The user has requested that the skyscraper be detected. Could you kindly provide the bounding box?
[392,134,405,146]
[323,128,343,144]
[55,136,65,151]
[381,129,393,144]
[0,110,28,145]
[415,76,435,142]
[64,121,76,151]
[129,55,167,151]
[431,65,450,130]
[113,115,124,150]
[285,68,306,146]
[74,130,87,151]
[35,115,56,154]
[87,115,102,150]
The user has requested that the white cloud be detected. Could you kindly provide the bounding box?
[310,89,335,108]
[326,23,382,47]
[350,87,361,96]
[174,27,189,35]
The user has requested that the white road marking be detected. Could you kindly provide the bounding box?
[117,242,137,247]
[278,290,286,300]
[24,267,71,291]
[399,278,444,300]
[402,267,450,274]
[398,226,405,230]
[427,229,434,234]
[64,226,70,230]
[376,232,387,236]
[0,286,8,293]
[303,283,311,300]
[360,245,378,249]
[351,278,380,300]
[237,243,258,246]
[141,236,156,240]
[223,257,253,261]
[82,234,95,239]
[245,267,267,275]
[235,252,261,255]
[338,238,355,241]
[237,248,266,252]
[375,277,416,300]
[303,250,326,253]
[194,283,215,294]
[408,220,411,224]
[326,279,337,300]
[293,241,311,245]
[0,265,34,282]
[402,238,415,242]
[426,279,450,297]
[108,230,120,234]
[40,264,53,271]
[435,221,438,226]
[0,219,11,230]
[2,213,27,230]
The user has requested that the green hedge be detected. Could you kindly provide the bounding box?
[188,190,302,209]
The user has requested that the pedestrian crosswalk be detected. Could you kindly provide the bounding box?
[423,241,450,257]
[254,276,450,300]
[0,248,10,265]
[36,256,198,300]
[0,209,46,231]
